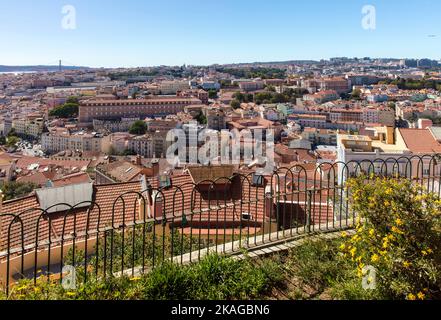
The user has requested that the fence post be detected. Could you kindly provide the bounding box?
[306,189,312,233]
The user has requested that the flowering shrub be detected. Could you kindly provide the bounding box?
[340,176,441,300]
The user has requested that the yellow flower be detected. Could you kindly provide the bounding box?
[341,231,348,238]
[371,254,379,263]
[395,218,403,226]
[402,261,411,268]
[350,247,357,257]
[34,287,41,293]
[339,244,346,251]
[130,277,141,282]
[407,293,416,301]
[66,291,76,297]
[380,250,387,256]
[427,248,433,254]
[417,292,425,300]
[384,200,390,206]
[391,226,404,235]
[421,250,428,256]
[369,229,375,237]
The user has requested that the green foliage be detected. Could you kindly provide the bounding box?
[129,120,148,135]
[1,181,38,201]
[2,254,283,300]
[7,128,18,138]
[0,136,6,145]
[208,89,218,99]
[232,88,307,105]
[287,239,351,292]
[194,111,207,125]
[216,67,286,79]
[109,70,159,81]
[380,78,441,90]
[230,99,241,109]
[6,136,19,147]
[342,176,441,300]
[49,97,79,118]
[232,91,254,103]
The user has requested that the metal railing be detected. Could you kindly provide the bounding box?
[0,155,440,294]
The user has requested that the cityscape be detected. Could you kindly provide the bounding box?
[0,0,440,308]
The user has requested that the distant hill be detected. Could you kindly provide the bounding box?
[0,65,90,72]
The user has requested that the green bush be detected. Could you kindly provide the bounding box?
[287,239,351,292]
[341,176,441,300]
[1,254,284,300]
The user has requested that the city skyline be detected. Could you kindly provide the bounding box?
[0,0,440,68]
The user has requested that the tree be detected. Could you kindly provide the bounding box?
[6,136,19,147]
[194,111,207,125]
[232,92,245,103]
[1,181,38,201]
[208,90,218,99]
[7,128,17,138]
[266,85,276,92]
[0,136,6,145]
[66,96,79,104]
[129,120,148,135]
[230,100,241,109]
[49,102,79,118]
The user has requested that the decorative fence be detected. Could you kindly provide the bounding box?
[0,155,440,294]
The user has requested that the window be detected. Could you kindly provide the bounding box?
[158,175,172,189]
[252,173,265,187]
[241,212,253,221]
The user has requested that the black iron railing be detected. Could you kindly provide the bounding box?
[0,155,440,294]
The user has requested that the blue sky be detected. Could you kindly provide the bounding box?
[0,0,440,67]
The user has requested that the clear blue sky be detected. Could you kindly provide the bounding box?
[0,0,440,67]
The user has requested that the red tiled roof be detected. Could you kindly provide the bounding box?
[399,128,441,154]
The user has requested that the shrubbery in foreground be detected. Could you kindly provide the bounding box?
[0,254,283,300]
[341,176,441,300]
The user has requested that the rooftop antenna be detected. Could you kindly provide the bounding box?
[59,60,62,72]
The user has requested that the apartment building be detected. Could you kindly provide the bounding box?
[0,118,12,136]
[337,127,410,183]
[41,130,110,154]
[205,108,227,131]
[12,118,44,139]
[362,107,395,126]
[78,97,202,123]
[318,78,350,94]
[301,128,338,146]
[337,126,441,182]
[128,134,154,158]
[237,81,265,92]
[303,90,339,104]
[291,114,328,129]
[329,109,363,123]
[158,80,190,95]
[93,118,139,133]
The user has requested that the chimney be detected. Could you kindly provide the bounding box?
[386,127,395,145]
[0,189,3,214]
[135,155,142,166]
[151,159,160,177]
